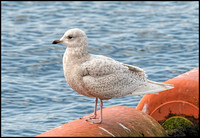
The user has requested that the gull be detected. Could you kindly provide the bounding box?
[52,28,173,124]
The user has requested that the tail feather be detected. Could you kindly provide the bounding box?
[130,80,174,96]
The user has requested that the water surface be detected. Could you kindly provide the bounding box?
[2,1,199,136]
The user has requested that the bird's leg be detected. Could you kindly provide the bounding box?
[80,97,98,120]
[87,99,103,124]
[87,97,98,119]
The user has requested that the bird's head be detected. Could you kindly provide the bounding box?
[52,28,88,48]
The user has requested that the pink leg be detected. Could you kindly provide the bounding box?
[80,97,98,120]
[87,99,103,124]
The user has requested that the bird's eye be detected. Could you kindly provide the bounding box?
[68,36,73,39]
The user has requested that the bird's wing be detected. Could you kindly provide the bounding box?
[81,55,127,77]
[80,55,147,99]
[122,64,144,73]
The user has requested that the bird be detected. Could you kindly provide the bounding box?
[52,28,174,124]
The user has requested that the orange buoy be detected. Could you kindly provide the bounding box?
[136,67,199,125]
[36,106,167,137]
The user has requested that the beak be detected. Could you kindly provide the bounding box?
[52,40,62,44]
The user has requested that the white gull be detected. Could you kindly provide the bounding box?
[52,28,173,123]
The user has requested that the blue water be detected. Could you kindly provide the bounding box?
[1,1,199,137]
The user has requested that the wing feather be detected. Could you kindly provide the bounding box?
[81,55,147,99]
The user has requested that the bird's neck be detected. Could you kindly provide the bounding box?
[65,46,88,60]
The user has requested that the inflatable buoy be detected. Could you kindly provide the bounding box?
[36,106,167,137]
[137,67,199,125]
[36,68,198,137]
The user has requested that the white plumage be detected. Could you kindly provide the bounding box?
[52,28,174,123]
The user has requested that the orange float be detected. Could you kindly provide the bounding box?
[36,68,199,137]
[36,106,167,137]
[137,67,199,125]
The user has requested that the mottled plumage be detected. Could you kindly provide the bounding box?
[52,28,173,123]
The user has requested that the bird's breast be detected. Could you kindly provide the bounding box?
[63,58,94,97]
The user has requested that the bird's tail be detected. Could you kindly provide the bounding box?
[130,80,174,96]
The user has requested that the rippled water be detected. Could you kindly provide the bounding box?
[2,1,199,137]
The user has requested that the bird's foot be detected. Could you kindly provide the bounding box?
[80,114,96,120]
[86,118,102,124]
